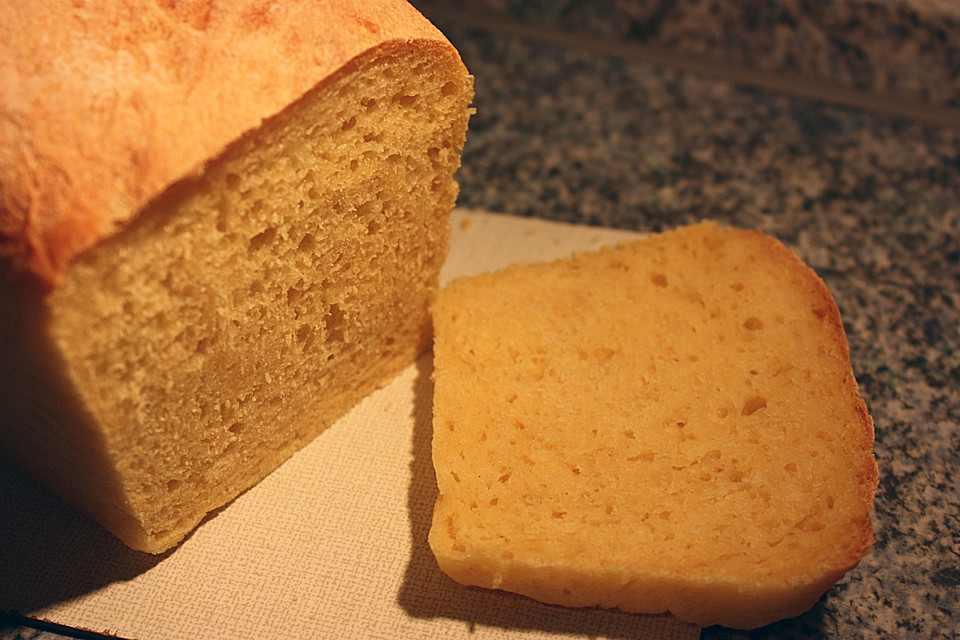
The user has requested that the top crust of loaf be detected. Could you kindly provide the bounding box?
[0,0,464,285]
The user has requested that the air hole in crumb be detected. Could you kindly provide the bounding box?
[324,304,345,342]
[286,286,302,305]
[796,515,824,532]
[362,98,378,112]
[498,472,511,483]
[349,159,359,171]
[228,421,244,435]
[552,510,566,519]
[356,200,376,218]
[743,317,764,330]
[784,462,798,472]
[595,346,616,362]
[490,497,499,506]
[450,471,460,483]
[341,116,356,131]
[248,227,276,253]
[226,173,241,191]
[651,273,668,287]
[296,324,315,347]
[395,94,418,106]
[741,396,768,415]
[731,282,744,291]
[623,429,636,439]
[167,479,180,491]
[298,234,315,253]
[196,336,214,354]
[441,81,458,96]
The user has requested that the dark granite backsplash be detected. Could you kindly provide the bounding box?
[415,0,960,110]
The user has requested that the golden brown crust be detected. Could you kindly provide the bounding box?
[0,0,457,285]
[749,227,879,569]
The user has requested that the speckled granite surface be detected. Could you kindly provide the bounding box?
[5,8,960,640]
[415,0,960,109]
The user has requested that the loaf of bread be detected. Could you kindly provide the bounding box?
[0,0,472,554]
[429,221,877,629]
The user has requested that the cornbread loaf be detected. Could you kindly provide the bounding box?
[0,0,472,554]
[429,221,877,630]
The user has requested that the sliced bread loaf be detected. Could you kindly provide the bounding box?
[429,221,877,629]
[0,0,472,553]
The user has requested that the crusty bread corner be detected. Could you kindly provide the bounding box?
[0,0,455,286]
[429,221,877,630]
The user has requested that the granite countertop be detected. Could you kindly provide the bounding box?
[3,3,959,640]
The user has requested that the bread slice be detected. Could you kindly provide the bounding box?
[0,1,472,554]
[429,221,877,630]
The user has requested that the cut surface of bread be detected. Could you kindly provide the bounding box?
[429,221,877,630]
[0,1,472,554]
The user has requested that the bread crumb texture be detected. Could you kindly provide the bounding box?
[0,20,472,553]
[429,221,877,630]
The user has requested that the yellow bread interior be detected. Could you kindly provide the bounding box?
[0,41,472,553]
[429,221,877,630]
